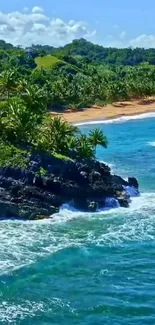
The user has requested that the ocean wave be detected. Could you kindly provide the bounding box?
[1,192,155,276]
[50,191,155,226]
[75,112,155,126]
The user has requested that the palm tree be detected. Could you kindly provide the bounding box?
[2,92,47,143]
[76,134,95,160]
[21,83,48,114]
[39,116,79,155]
[89,128,108,155]
[0,69,17,99]
[1,97,26,141]
[50,116,78,136]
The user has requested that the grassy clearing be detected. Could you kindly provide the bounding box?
[35,55,61,68]
[35,55,84,74]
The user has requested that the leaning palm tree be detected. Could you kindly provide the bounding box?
[89,128,108,155]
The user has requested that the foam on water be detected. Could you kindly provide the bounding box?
[58,192,155,218]
[1,190,155,323]
[0,298,76,324]
[75,112,155,126]
[148,141,155,147]
[1,192,155,275]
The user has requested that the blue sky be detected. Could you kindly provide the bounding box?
[0,0,155,47]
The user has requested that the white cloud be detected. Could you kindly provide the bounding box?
[32,6,44,14]
[119,31,126,40]
[68,20,76,26]
[0,8,95,47]
[103,32,155,49]
[3,9,154,49]
[129,34,155,48]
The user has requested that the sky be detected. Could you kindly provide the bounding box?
[0,0,155,48]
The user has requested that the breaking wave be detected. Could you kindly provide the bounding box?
[75,112,155,126]
[0,191,155,276]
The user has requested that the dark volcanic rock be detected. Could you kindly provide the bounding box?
[0,200,19,218]
[0,151,139,219]
[116,190,130,208]
[128,177,139,189]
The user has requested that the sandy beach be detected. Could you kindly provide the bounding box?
[51,98,155,123]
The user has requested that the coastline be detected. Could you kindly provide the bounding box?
[51,98,155,124]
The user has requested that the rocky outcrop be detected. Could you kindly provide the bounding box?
[0,152,139,219]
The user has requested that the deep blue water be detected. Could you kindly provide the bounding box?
[1,116,155,324]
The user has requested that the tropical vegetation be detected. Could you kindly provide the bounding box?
[1,37,155,166]
[0,68,108,166]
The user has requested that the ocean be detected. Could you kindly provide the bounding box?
[0,115,155,324]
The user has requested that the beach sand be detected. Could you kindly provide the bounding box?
[50,98,155,123]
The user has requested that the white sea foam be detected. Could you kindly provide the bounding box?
[1,192,155,324]
[1,192,155,277]
[148,141,155,147]
[52,192,155,247]
[43,191,155,226]
[0,298,75,324]
[58,192,155,217]
[75,112,155,126]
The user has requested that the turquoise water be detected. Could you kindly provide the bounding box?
[1,116,155,324]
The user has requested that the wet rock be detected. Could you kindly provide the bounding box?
[18,204,58,220]
[118,199,129,208]
[0,151,139,219]
[112,175,128,187]
[33,215,51,220]
[105,197,120,209]
[124,185,139,197]
[88,201,98,212]
[116,191,130,208]
[128,177,139,189]
[72,199,84,211]
[0,200,19,218]
[80,171,89,184]
[33,175,43,187]
[89,171,101,182]
[10,184,21,196]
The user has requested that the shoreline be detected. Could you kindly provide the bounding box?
[51,98,155,124]
[74,111,155,126]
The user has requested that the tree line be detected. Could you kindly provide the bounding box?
[1,38,155,65]
[1,40,155,109]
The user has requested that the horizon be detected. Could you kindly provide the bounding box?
[2,37,155,51]
[0,1,155,49]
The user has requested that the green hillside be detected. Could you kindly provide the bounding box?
[35,54,85,75]
[33,39,155,66]
[35,55,60,68]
